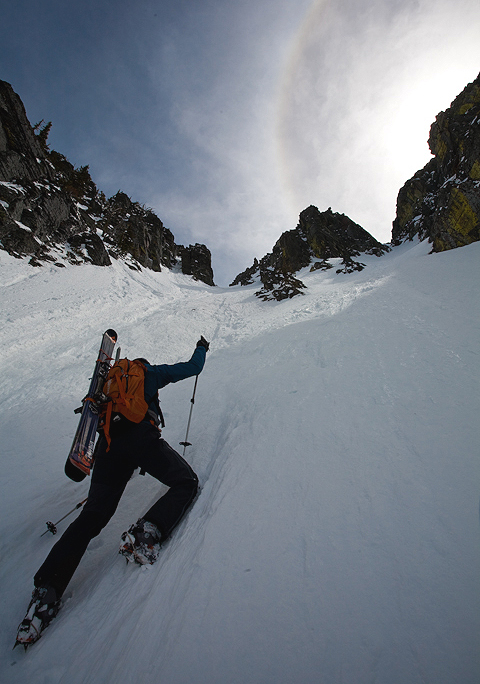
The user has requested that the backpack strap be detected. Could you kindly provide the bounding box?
[102,364,126,452]
[111,363,130,406]
[148,392,165,428]
[103,400,114,451]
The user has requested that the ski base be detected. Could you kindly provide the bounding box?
[65,329,118,481]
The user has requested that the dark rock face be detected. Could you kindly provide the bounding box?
[0,84,53,183]
[0,80,214,284]
[180,243,215,286]
[392,72,480,251]
[100,191,177,272]
[298,206,386,260]
[231,206,388,300]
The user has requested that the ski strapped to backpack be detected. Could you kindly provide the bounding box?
[66,329,118,480]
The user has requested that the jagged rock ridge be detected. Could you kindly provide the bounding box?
[0,80,214,285]
[231,206,388,301]
[392,71,480,251]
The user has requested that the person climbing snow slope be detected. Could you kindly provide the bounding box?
[15,335,209,649]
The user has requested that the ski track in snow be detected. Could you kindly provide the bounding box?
[1,240,479,684]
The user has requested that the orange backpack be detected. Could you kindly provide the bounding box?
[101,358,149,449]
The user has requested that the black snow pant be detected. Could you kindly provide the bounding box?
[34,421,198,598]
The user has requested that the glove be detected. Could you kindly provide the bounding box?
[196,335,210,352]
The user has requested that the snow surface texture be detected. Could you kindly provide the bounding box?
[1,240,479,684]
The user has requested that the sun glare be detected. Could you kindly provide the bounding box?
[276,0,480,242]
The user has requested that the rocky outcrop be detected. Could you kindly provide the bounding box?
[231,206,388,300]
[0,84,53,183]
[0,80,214,284]
[99,191,178,272]
[180,243,215,286]
[392,72,480,251]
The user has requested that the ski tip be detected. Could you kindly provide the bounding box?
[65,457,88,482]
[105,329,118,342]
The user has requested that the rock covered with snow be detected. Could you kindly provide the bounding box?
[0,80,215,284]
[392,71,480,251]
[230,205,388,300]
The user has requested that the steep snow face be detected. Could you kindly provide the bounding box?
[1,241,479,684]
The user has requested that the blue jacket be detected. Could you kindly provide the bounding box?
[142,346,206,414]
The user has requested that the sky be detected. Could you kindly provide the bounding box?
[1,0,479,285]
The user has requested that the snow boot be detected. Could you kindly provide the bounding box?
[119,518,162,565]
[15,586,60,650]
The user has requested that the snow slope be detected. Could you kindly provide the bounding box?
[1,239,479,684]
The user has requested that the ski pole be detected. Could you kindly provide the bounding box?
[179,375,199,456]
[41,498,88,536]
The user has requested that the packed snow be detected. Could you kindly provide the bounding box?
[0,239,479,683]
